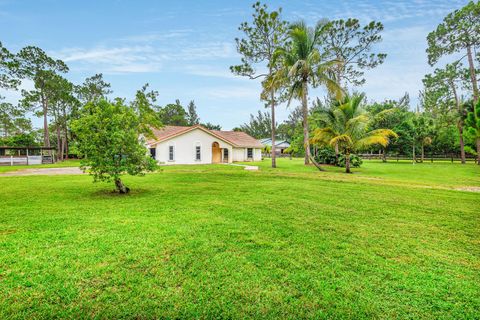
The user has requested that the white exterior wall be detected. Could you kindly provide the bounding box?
[232,147,262,162]
[151,128,233,165]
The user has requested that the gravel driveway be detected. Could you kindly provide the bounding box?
[0,167,84,176]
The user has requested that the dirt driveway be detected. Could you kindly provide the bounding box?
[0,167,84,176]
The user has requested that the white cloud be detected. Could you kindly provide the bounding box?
[181,64,240,79]
[50,46,162,74]
[48,37,237,75]
[118,29,193,43]
[200,86,261,100]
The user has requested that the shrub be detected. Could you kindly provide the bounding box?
[314,148,337,164]
[337,154,363,168]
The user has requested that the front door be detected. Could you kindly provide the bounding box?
[150,148,156,160]
[212,142,221,163]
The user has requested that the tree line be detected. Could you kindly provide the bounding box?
[0,46,220,158]
[231,1,480,170]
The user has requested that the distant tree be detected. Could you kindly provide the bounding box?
[231,1,288,168]
[76,73,112,105]
[49,74,79,160]
[311,93,397,173]
[0,97,31,138]
[0,132,38,147]
[422,62,469,163]
[238,110,273,138]
[274,20,342,165]
[72,100,157,193]
[365,94,411,159]
[17,46,68,149]
[465,100,480,164]
[201,122,222,130]
[186,100,200,125]
[426,1,480,162]
[427,1,480,104]
[411,112,435,162]
[158,100,188,126]
[0,41,19,89]
[321,18,387,87]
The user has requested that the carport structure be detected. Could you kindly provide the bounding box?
[0,146,57,166]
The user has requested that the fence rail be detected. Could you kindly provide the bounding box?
[359,154,478,163]
[262,153,292,159]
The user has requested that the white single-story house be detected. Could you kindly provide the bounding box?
[146,125,264,165]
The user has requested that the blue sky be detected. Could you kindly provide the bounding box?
[0,0,468,129]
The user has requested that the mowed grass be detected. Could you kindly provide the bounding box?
[0,159,479,319]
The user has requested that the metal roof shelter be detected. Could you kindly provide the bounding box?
[0,146,57,166]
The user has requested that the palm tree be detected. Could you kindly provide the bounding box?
[274,20,342,165]
[311,93,397,173]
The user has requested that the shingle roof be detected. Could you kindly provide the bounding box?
[147,125,264,148]
[211,130,264,148]
[146,126,192,145]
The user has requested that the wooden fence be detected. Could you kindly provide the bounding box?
[359,153,478,163]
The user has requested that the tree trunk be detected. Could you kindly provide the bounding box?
[452,82,466,164]
[421,143,425,163]
[42,94,50,150]
[382,148,387,162]
[457,123,466,164]
[334,143,339,164]
[412,143,416,164]
[270,88,276,168]
[466,45,479,104]
[64,128,69,160]
[301,80,310,165]
[309,155,325,171]
[477,138,480,165]
[345,150,351,173]
[56,123,62,161]
[115,178,130,194]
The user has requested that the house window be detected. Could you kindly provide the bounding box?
[149,148,156,160]
[169,145,174,161]
[195,145,201,161]
[223,148,228,161]
[247,148,253,159]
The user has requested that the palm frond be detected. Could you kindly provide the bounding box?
[329,134,353,148]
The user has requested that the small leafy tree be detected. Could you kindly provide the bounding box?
[72,100,157,193]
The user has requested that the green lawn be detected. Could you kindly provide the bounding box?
[1,159,479,318]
